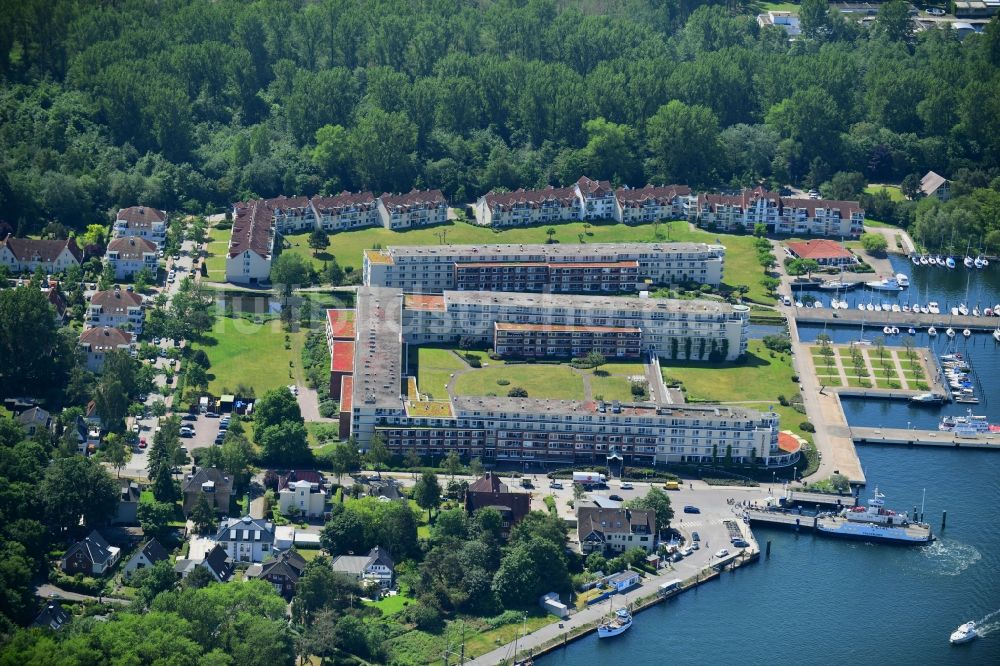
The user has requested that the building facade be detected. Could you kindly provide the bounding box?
[226,200,277,284]
[575,176,617,221]
[615,185,692,224]
[214,516,275,563]
[363,242,725,293]
[114,206,167,246]
[278,479,327,518]
[493,322,642,359]
[106,237,158,280]
[377,189,448,229]
[0,237,82,274]
[475,186,580,227]
[311,191,381,231]
[266,196,314,233]
[694,187,864,237]
[79,327,135,373]
[87,288,145,334]
[578,506,657,555]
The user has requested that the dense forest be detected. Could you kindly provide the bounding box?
[1,0,999,248]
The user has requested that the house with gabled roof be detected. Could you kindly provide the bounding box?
[181,467,233,514]
[174,543,234,582]
[214,515,275,563]
[226,200,276,284]
[377,189,448,229]
[87,287,145,334]
[475,185,580,227]
[61,530,121,575]
[105,237,158,279]
[79,327,135,373]
[919,171,950,200]
[266,195,314,233]
[331,546,395,589]
[464,473,531,537]
[32,600,70,631]
[577,505,657,555]
[0,236,82,274]
[114,206,167,247]
[246,549,308,598]
[114,479,141,525]
[311,191,380,231]
[17,406,51,436]
[575,176,617,221]
[615,184,692,224]
[123,538,169,579]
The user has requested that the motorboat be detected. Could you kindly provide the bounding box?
[946,256,956,269]
[818,280,855,291]
[958,304,969,316]
[993,328,1000,342]
[891,304,901,312]
[891,327,899,334]
[895,273,909,287]
[946,328,956,338]
[928,302,941,314]
[598,606,633,639]
[816,487,933,544]
[866,278,903,291]
[950,621,977,645]
[908,328,916,335]
[963,329,971,337]
[973,307,980,317]
[883,326,893,335]
[939,409,992,433]
[940,353,963,361]
[928,326,938,336]
[951,307,959,316]
[920,256,929,265]
[910,392,945,405]
[963,256,974,268]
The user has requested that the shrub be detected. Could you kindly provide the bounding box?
[508,386,528,397]
[799,421,816,433]
[777,394,789,406]
[496,378,510,386]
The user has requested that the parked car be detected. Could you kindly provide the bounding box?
[619,482,634,490]
[180,430,194,438]
[204,411,218,418]
[181,413,198,421]
[715,549,730,559]
[549,481,563,489]
[683,505,700,514]
[609,494,624,501]
[731,538,749,548]
[138,438,147,448]
[681,547,693,557]
[691,542,699,550]
[692,531,700,542]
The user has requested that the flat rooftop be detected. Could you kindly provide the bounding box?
[450,395,769,420]
[326,309,356,339]
[403,294,446,311]
[404,401,455,419]
[330,340,355,373]
[372,242,724,263]
[443,290,740,316]
[494,322,642,334]
[352,288,404,409]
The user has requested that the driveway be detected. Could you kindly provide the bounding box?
[297,386,333,422]
[35,584,130,605]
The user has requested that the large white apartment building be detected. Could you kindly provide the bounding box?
[695,187,864,237]
[615,185,692,223]
[106,237,158,280]
[114,206,167,247]
[575,176,617,220]
[310,192,380,231]
[226,200,276,284]
[363,242,725,293]
[474,185,581,227]
[377,189,448,229]
[87,288,145,334]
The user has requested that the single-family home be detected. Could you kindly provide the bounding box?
[278,479,327,519]
[78,327,135,373]
[246,549,308,599]
[32,600,70,631]
[464,473,531,537]
[114,206,167,247]
[367,478,405,501]
[105,237,158,280]
[785,239,857,267]
[114,479,141,525]
[61,530,121,576]
[577,505,657,555]
[311,192,381,231]
[757,10,801,37]
[17,406,51,436]
[0,237,82,274]
[174,544,234,582]
[45,287,68,323]
[575,176,617,221]
[226,200,276,285]
[330,546,395,589]
[87,287,145,334]
[214,516,275,563]
[181,467,233,514]
[920,171,950,200]
[377,189,448,229]
[123,539,169,579]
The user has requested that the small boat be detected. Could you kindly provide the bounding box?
[813,301,824,308]
[928,326,937,336]
[963,329,971,337]
[795,301,803,308]
[948,622,979,645]
[920,256,929,265]
[908,327,916,335]
[895,273,909,287]
[982,257,990,267]
[946,328,956,338]
[857,303,866,311]
[993,328,1000,342]
[891,304,901,312]
[920,306,930,314]
[883,326,892,335]
[902,305,911,313]
[963,256,974,268]
[866,303,874,311]
[818,280,855,291]
[911,255,920,265]
[891,327,899,334]
[951,307,959,316]
[946,256,956,269]
[598,606,633,639]
[940,353,963,361]
[972,307,980,317]
[958,304,969,316]
[874,304,883,312]
[985,308,993,317]
[866,278,903,291]
[910,392,945,405]
[995,303,1000,314]
[974,256,985,268]
[928,302,941,314]
[937,256,946,266]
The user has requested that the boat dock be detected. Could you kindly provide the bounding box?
[794,309,1000,332]
[851,427,1000,450]
[786,490,858,508]
[746,509,934,541]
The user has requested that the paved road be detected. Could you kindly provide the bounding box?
[297,385,334,422]
[35,584,130,606]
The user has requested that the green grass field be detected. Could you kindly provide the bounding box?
[412,347,466,400]
[864,184,906,203]
[203,227,230,279]
[589,374,636,402]
[193,316,302,394]
[452,363,585,400]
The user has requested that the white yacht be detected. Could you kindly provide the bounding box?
[958,304,969,316]
[946,327,956,338]
[928,326,938,337]
[895,273,909,287]
[963,329,972,337]
[950,621,977,645]
[928,302,941,314]
[598,606,633,639]
[963,256,974,268]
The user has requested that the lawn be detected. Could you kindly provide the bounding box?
[589,374,638,403]
[661,340,795,403]
[412,347,467,400]
[384,614,554,665]
[193,315,303,395]
[309,218,772,303]
[363,583,413,617]
[864,184,906,203]
[452,363,585,400]
[202,227,230,280]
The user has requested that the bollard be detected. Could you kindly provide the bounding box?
[942,510,947,530]
[766,540,772,558]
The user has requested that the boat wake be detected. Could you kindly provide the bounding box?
[975,608,1000,637]
[920,539,981,576]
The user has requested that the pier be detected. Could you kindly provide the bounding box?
[786,490,858,507]
[851,426,1000,450]
[745,509,934,541]
[793,308,1000,332]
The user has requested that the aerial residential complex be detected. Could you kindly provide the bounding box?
[323,287,799,472]
[695,187,864,237]
[376,189,448,229]
[363,242,726,293]
[226,200,277,284]
[106,237,158,279]
[0,237,82,274]
[113,206,167,247]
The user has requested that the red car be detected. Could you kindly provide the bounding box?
[138,438,147,449]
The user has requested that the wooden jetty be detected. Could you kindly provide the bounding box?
[851,427,1000,450]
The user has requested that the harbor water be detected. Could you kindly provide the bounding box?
[539,257,1000,665]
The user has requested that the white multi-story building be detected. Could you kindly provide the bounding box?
[377,189,448,229]
[266,196,314,233]
[615,185,692,223]
[277,480,327,518]
[106,237,158,280]
[474,185,580,227]
[310,191,380,231]
[79,326,135,373]
[0,237,82,274]
[574,176,617,221]
[363,242,725,293]
[757,10,801,37]
[695,187,864,237]
[87,288,145,334]
[226,200,276,285]
[114,206,167,247]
